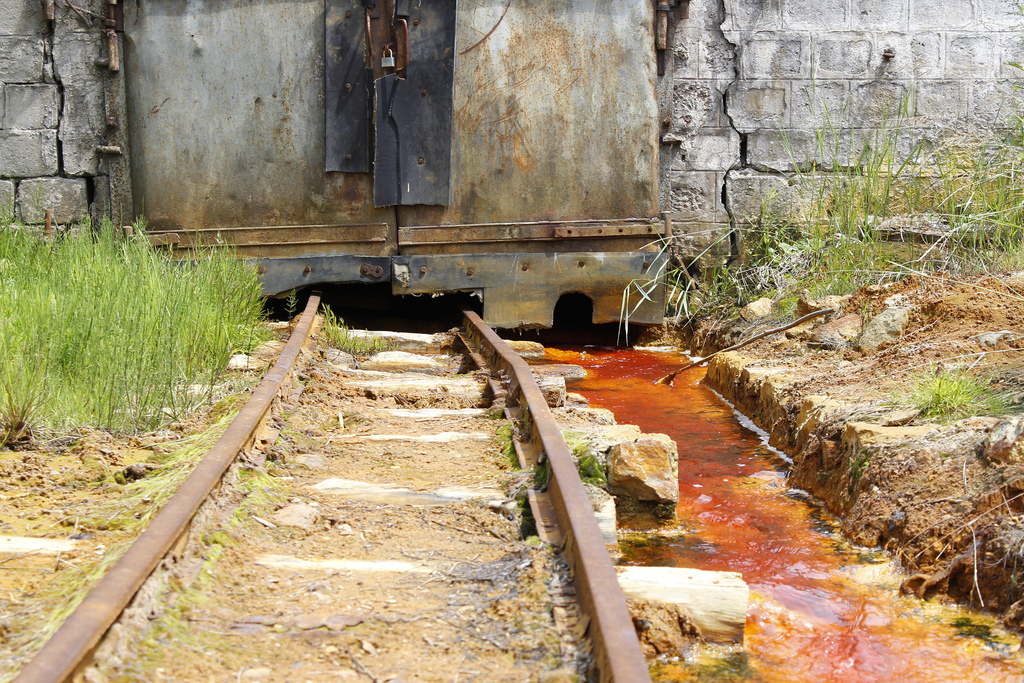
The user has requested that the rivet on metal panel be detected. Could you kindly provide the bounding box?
[413,19,419,25]
[258,265,266,275]
[421,89,428,97]
[643,261,651,269]
[417,157,425,165]
[346,153,353,160]
[521,264,529,272]
[345,10,352,18]
[420,266,428,274]
[303,265,312,274]
[345,82,352,90]
[466,268,475,276]
[577,260,585,268]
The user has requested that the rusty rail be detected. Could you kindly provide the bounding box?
[461,310,651,683]
[14,295,322,683]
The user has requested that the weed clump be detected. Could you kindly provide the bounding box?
[320,305,394,357]
[904,369,1008,423]
[0,218,266,447]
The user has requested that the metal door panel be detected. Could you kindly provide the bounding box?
[326,0,374,172]
[372,0,457,207]
[123,0,396,252]
[399,0,658,229]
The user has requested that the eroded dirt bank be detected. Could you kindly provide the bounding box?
[681,272,1024,626]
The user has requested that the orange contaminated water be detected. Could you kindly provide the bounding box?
[554,346,1024,683]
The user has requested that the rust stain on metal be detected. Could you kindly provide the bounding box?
[461,310,651,682]
[401,0,658,229]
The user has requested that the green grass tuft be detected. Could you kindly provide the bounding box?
[0,217,266,447]
[320,305,394,357]
[905,369,1008,422]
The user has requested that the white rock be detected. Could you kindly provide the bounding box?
[271,504,320,530]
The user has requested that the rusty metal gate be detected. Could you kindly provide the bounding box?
[122,0,665,328]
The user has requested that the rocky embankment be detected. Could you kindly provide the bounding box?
[689,274,1024,627]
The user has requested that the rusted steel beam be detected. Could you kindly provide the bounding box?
[14,296,322,683]
[461,310,651,683]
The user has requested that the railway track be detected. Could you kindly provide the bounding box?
[10,296,650,683]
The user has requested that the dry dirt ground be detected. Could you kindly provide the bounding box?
[0,331,592,683]
[667,271,1024,628]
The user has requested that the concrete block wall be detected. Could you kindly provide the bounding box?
[662,0,1024,263]
[0,0,107,225]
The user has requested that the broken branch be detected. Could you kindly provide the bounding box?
[655,308,834,386]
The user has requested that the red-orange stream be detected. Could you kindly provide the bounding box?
[554,346,1024,683]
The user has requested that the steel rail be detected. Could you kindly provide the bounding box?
[461,309,651,683]
[15,295,322,683]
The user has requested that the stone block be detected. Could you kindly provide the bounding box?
[0,129,58,177]
[0,179,13,217]
[672,223,731,269]
[698,32,738,80]
[53,0,106,34]
[910,0,975,29]
[609,435,679,503]
[674,127,740,172]
[670,28,700,79]
[669,170,723,222]
[914,81,969,127]
[814,37,871,77]
[1000,34,1024,79]
[0,0,47,36]
[970,80,1020,127]
[842,421,939,450]
[672,80,720,132]
[726,82,787,133]
[947,34,998,78]
[790,80,850,131]
[723,0,782,31]
[724,168,800,224]
[851,0,908,30]
[739,34,809,79]
[851,81,910,126]
[867,32,943,79]
[0,36,45,82]
[53,33,106,176]
[981,0,1023,28]
[16,177,88,224]
[747,129,847,172]
[3,84,59,130]
[782,0,848,29]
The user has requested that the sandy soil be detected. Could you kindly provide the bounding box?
[0,333,591,682]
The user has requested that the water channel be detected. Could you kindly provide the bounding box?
[554,346,1024,683]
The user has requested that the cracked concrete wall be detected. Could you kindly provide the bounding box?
[0,0,108,225]
[662,0,1024,267]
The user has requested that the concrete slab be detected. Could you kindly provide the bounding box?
[255,554,431,573]
[0,535,79,554]
[310,478,505,507]
[335,432,491,442]
[616,565,748,644]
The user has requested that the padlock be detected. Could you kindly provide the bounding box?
[381,48,395,68]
